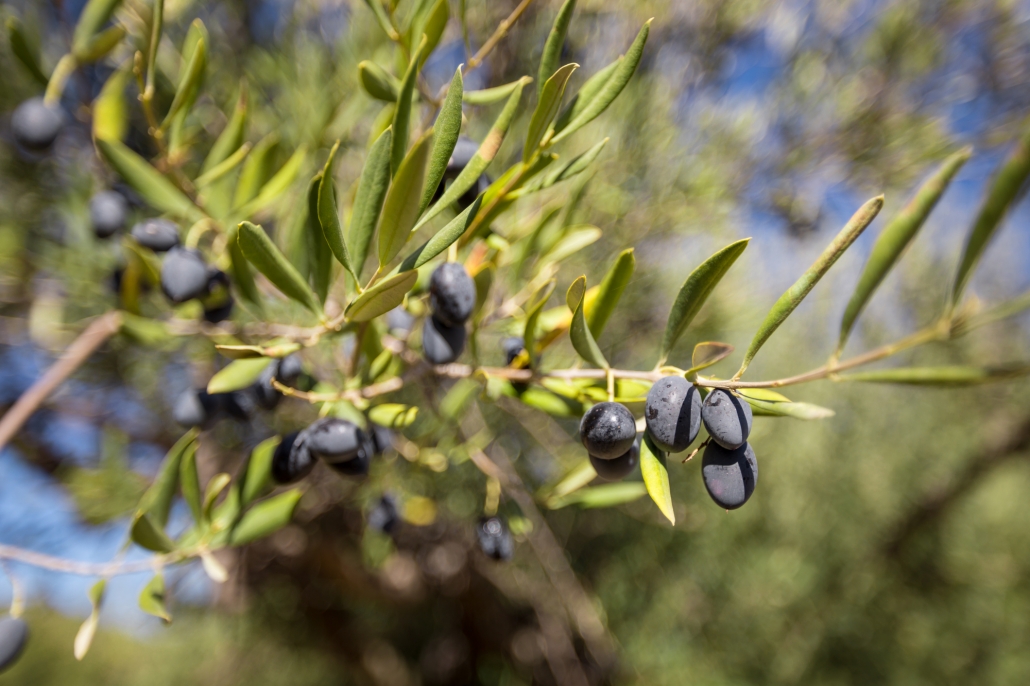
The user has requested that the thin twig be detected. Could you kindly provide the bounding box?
[466,0,536,73]
[0,311,122,453]
[0,544,167,577]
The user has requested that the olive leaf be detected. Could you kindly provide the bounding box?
[74,579,106,660]
[215,341,300,359]
[234,438,278,509]
[736,388,834,419]
[586,248,634,337]
[362,0,398,40]
[207,357,273,394]
[420,67,464,214]
[227,223,262,309]
[567,276,609,368]
[838,365,1030,385]
[96,139,204,222]
[658,238,749,366]
[549,482,648,510]
[538,0,577,98]
[542,458,597,505]
[839,148,972,353]
[464,79,525,105]
[350,127,394,278]
[74,24,126,63]
[178,440,202,523]
[317,141,356,279]
[525,63,579,159]
[237,221,322,314]
[203,84,247,174]
[195,143,251,188]
[229,489,304,546]
[203,473,232,521]
[551,20,651,143]
[368,403,419,428]
[738,196,883,376]
[137,429,197,527]
[379,132,434,268]
[952,121,1030,306]
[71,0,122,57]
[131,512,175,552]
[163,28,206,125]
[400,196,483,272]
[305,173,333,302]
[138,573,170,623]
[953,288,1030,336]
[346,270,418,322]
[411,0,448,64]
[640,433,674,525]
[524,279,557,367]
[359,60,400,101]
[233,133,279,207]
[529,137,609,192]
[554,58,621,134]
[391,36,427,175]
[687,342,734,374]
[416,78,528,231]
[6,18,48,85]
[519,386,582,416]
[92,63,131,142]
[235,146,307,217]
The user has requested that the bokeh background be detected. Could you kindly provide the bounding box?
[2,0,1030,684]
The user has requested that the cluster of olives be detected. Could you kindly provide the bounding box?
[580,377,757,510]
[422,262,476,364]
[272,417,392,483]
[174,354,306,428]
[0,615,28,674]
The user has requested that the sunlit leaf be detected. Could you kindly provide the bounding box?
[362,0,398,41]
[738,196,883,376]
[203,473,232,521]
[390,36,426,175]
[554,58,621,134]
[178,440,202,523]
[550,482,647,509]
[137,429,196,527]
[839,148,971,352]
[131,512,175,552]
[567,276,608,368]
[839,365,1030,385]
[162,30,206,125]
[71,0,122,57]
[237,221,322,314]
[346,270,418,322]
[203,83,247,174]
[518,386,581,416]
[92,64,131,142]
[317,141,356,279]
[96,139,204,222]
[464,79,524,105]
[538,0,577,98]
[229,489,304,546]
[420,68,464,214]
[530,137,609,192]
[400,196,483,272]
[659,238,749,366]
[358,60,400,101]
[74,579,106,660]
[138,573,170,623]
[585,248,634,337]
[227,223,261,309]
[207,356,273,394]
[368,403,419,428]
[236,146,307,216]
[541,224,600,265]
[379,132,433,268]
[233,133,279,207]
[350,127,393,278]
[736,388,835,419]
[640,434,674,525]
[194,142,250,187]
[525,63,578,158]
[524,279,556,366]
[240,437,280,507]
[76,24,126,63]
[688,342,734,374]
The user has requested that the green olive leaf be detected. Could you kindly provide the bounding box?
[567,276,608,368]
[350,127,394,278]
[233,133,279,207]
[215,341,301,359]
[317,141,356,279]
[240,437,280,507]
[738,195,883,376]
[554,57,621,134]
[207,357,274,394]
[137,429,197,527]
[95,139,204,222]
[226,223,262,310]
[391,36,427,175]
[203,473,232,521]
[640,433,674,525]
[518,387,582,417]
[130,512,175,552]
[178,440,202,523]
[538,0,577,98]
[6,18,48,85]
[305,172,333,302]
[952,121,1030,306]
[953,288,1030,336]
[839,148,972,353]
[464,79,525,105]
[400,196,483,272]
[203,83,247,174]
[235,146,307,217]
[585,248,634,337]
[229,489,304,546]
[736,388,834,419]
[92,63,131,142]
[362,0,398,40]
[237,221,322,314]
[74,579,107,660]
[687,342,734,375]
[379,132,434,268]
[194,142,250,187]
[541,225,600,266]
[838,365,1030,385]
[75,24,126,63]
[659,238,749,366]
[548,482,647,510]
[346,270,418,322]
[551,20,651,144]
[528,137,609,192]
[524,279,556,366]
[71,0,122,57]
[415,78,529,231]
[358,60,400,101]
[525,63,579,159]
[420,68,464,214]
[138,573,170,623]
[162,30,206,125]
[368,403,419,428]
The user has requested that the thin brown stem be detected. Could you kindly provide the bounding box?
[0,543,168,577]
[466,0,536,74]
[0,311,122,452]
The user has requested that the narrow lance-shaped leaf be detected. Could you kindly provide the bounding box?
[207,357,273,394]
[317,141,356,279]
[233,133,279,207]
[640,434,674,525]
[227,223,262,309]
[194,142,250,186]
[74,24,126,63]
[92,63,131,142]
[550,482,648,509]
[236,146,307,216]
[203,473,232,521]
[6,18,48,85]
[659,238,749,366]
[953,288,1030,336]
[72,0,122,56]
[237,221,322,314]
[137,429,197,527]
[346,270,418,322]
[420,67,464,214]
[530,137,609,191]
[736,388,835,420]
[178,440,202,523]
[229,489,304,546]
[737,196,883,376]
[416,0,448,66]
[391,36,427,176]
[586,248,634,337]
[74,579,106,660]
[96,139,204,222]
[952,120,1030,306]
[839,365,1030,386]
[464,80,524,105]
[162,33,206,125]
[567,276,608,368]
[240,437,280,506]
[551,20,651,144]
[358,60,400,101]
[131,512,175,552]
[525,63,578,159]
[524,279,556,367]
[138,573,170,622]
[363,0,399,40]
[554,58,621,133]
[687,342,733,374]
[349,128,393,278]
[416,78,529,231]
[538,0,577,97]
[839,148,971,353]
[379,132,434,268]
[306,173,333,302]
[203,83,247,173]
[400,196,483,272]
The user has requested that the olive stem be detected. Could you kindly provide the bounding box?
[43,53,77,107]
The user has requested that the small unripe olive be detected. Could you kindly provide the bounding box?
[476,516,514,561]
[11,97,61,150]
[0,616,29,673]
[429,262,476,327]
[580,401,636,460]
[645,376,701,453]
[89,191,127,238]
[422,315,466,365]
[271,431,315,484]
[701,441,757,510]
[131,218,181,252]
[160,247,209,304]
[701,389,753,450]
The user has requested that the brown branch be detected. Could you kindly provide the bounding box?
[0,543,167,577]
[0,311,122,453]
[466,0,536,73]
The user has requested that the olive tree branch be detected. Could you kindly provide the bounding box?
[466,0,536,74]
[0,543,174,577]
[0,311,123,453]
